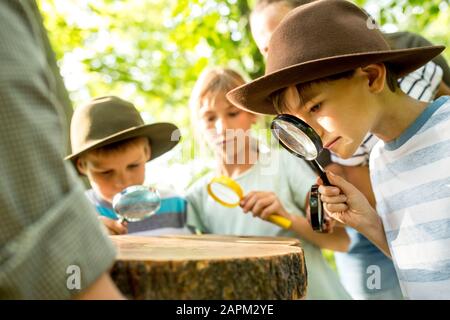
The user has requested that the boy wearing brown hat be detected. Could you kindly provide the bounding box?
[249,0,450,300]
[228,0,450,299]
[67,96,189,236]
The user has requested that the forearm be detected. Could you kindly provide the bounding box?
[357,210,391,258]
[289,214,350,252]
[339,167,390,256]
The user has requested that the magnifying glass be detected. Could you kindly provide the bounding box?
[271,114,331,232]
[112,185,161,223]
[207,175,292,229]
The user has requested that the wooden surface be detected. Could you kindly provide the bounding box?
[110,235,307,300]
[160,234,302,246]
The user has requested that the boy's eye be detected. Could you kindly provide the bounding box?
[128,163,140,169]
[309,103,321,113]
[100,170,113,176]
[228,111,240,117]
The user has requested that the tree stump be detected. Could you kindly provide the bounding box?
[110,235,307,300]
[160,234,302,246]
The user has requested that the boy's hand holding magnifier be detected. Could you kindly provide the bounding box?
[270,114,382,240]
[317,171,381,234]
[270,114,344,232]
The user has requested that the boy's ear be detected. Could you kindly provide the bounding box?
[145,141,151,161]
[76,158,87,176]
[360,63,386,94]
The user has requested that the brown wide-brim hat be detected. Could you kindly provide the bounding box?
[227,0,445,115]
[66,96,181,162]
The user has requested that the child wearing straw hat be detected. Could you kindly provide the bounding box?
[66,96,189,236]
[228,0,449,299]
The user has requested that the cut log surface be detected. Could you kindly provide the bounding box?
[110,235,307,300]
[161,234,302,246]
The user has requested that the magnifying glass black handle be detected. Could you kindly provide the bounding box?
[309,160,331,233]
[311,160,331,186]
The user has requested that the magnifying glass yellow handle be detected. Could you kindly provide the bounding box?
[267,215,292,229]
[208,176,292,229]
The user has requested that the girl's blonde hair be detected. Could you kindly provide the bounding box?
[189,67,247,124]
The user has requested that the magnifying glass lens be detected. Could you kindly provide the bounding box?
[209,182,241,206]
[272,119,318,160]
[112,185,161,222]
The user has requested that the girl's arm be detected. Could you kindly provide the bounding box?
[288,213,350,252]
[240,191,350,252]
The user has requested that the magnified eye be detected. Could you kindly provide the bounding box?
[310,103,321,113]
[271,114,324,162]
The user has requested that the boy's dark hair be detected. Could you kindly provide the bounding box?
[384,64,400,92]
[83,136,150,159]
[271,65,399,114]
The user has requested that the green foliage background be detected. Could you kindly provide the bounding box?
[39,0,449,143]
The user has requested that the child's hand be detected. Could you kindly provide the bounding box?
[99,216,128,235]
[240,191,291,222]
[305,201,336,233]
[318,171,377,231]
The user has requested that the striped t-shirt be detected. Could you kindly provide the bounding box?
[331,61,443,166]
[369,96,450,299]
[85,188,190,236]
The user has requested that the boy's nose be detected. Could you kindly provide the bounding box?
[307,120,325,141]
[115,173,131,190]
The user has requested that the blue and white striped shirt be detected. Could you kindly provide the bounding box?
[370,96,450,299]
